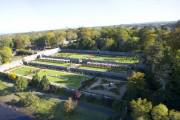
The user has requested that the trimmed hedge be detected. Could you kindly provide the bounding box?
[16,49,37,55]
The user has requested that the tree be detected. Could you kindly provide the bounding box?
[151,104,169,120]
[0,47,13,63]
[34,36,47,49]
[46,32,56,47]
[64,97,77,114]
[31,73,40,87]
[169,110,180,120]
[66,30,77,41]
[0,36,13,48]
[126,72,146,100]
[130,98,152,120]
[15,77,28,92]
[55,31,66,47]
[39,75,50,91]
[13,35,30,49]
[102,38,115,50]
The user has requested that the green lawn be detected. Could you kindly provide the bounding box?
[33,60,71,67]
[8,66,40,76]
[34,59,129,73]
[16,92,109,120]
[54,52,139,64]
[8,65,90,88]
[0,78,14,96]
[38,69,89,88]
[79,65,108,72]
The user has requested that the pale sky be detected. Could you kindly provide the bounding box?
[0,0,180,33]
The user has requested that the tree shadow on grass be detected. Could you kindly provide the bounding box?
[33,101,64,120]
[0,86,15,96]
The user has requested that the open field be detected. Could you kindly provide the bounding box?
[8,65,90,88]
[53,52,139,64]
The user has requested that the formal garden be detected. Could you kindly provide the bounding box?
[53,52,139,64]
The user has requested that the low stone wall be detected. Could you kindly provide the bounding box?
[28,62,128,80]
[0,60,23,72]
[0,48,60,72]
[60,49,142,57]
[41,55,146,70]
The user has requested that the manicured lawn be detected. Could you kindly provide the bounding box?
[8,66,40,76]
[0,78,14,96]
[34,59,128,73]
[33,60,71,67]
[54,52,139,64]
[79,65,108,72]
[7,65,90,88]
[16,92,109,120]
[38,69,89,88]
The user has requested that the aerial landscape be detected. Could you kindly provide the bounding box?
[0,0,180,120]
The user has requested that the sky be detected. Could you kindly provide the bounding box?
[0,0,180,33]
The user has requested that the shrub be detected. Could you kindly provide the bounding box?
[8,72,17,81]
[130,98,152,120]
[64,97,77,114]
[15,77,28,92]
[16,49,36,55]
[151,104,169,120]
[31,73,40,87]
[39,75,50,91]
[169,110,180,120]
[18,93,39,107]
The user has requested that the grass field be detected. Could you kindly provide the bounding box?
[54,52,139,64]
[8,65,90,88]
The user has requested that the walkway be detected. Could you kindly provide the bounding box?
[0,103,32,120]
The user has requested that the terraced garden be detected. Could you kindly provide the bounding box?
[53,52,139,64]
[33,59,131,73]
[7,65,90,88]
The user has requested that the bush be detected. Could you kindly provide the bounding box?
[15,77,28,92]
[18,93,39,107]
[8,72,17,81]
[16,49,36,55]
[39,75,50,91]
[151,104,169,120]
[31,73,40,87]
[64,97,77,114]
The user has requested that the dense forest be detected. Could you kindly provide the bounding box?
[0,21,180,120]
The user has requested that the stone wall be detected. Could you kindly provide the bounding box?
[0,48,60,72]
[60,49,142,57]
[41,55,146,70]
[28,62,128,80]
